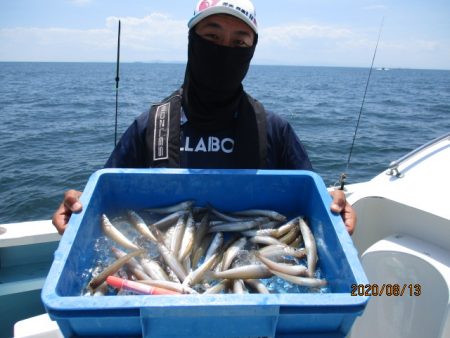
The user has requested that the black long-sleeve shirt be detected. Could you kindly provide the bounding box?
[105,107,312,171]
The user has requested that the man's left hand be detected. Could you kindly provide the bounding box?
[329,190,356,235]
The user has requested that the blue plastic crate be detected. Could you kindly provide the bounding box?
[42,168,369,337]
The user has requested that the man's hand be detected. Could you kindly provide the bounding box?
[52,189,83,235]
[329,189,356,235]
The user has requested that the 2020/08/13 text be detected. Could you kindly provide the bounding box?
[351,283,421,297]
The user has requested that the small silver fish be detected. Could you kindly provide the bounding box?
[165,266,182,284]
[203,280,230,294]
[231,209,287,222]
[150,225,188,282]
[101,214,140,251]
[157,241,187,282]
[88,248,145,292]
[299,218,318,277]
[241,228,279,237]
[256,251,308,276]
[209,217,269,232]
[232,279,247,294]
[278,224,300,245]
[170,214,186,256]
[258,244,306,260]
[145,200,194,214]
[204,232,224,261]
[153,210,188,230]
[250,235,283,246]
[183,255,191,273]
[111,247,151,281]
[208,264,272,280]
[191,233,213,269]
[289,236,303,249]
[220,237,247,271]
[275,217,300,237]
[208,206,246,222]
[163,224,176,249]
[127,210,157,242]
[92,282,109,296]
[191,212,210,258]
[183,253,218,287]
[259,221,283,230]
[138,279,198,294]
[139,257,170,281]
[178,212,196,262]
[244,279,270,294]
[268,269,327,288]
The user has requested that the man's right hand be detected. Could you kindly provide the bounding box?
[52,189,83,235]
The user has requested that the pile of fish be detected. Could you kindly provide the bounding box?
[85,200,327,296]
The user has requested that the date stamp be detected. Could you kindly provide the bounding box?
[351,283,421,297]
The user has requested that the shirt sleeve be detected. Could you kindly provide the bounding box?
[104,112,149,168]
[265,111,313,170]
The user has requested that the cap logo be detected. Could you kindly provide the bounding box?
[190,0,258,32]
[222,2,257,25]
[199,0,220,11]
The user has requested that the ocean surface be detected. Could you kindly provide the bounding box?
[0,62,449,224]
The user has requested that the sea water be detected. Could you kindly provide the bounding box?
[0,62,449,224]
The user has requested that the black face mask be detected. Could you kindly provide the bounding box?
[182,29,257,131]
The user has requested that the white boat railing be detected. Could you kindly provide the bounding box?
[387,131,450,177]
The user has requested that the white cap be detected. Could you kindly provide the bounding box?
[188,0,258,33]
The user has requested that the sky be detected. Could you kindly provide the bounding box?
[0,0,449,69]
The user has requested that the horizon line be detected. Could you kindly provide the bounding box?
[0,60,448,72]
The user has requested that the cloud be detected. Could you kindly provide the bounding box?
[0,13,188,62]
[373,39,450,69]
[254,23,356,65]
[106,14,187,55]
[0,26,110,61]
[0,13,449,69]
[253,22,450,69]
[260,23,353,46]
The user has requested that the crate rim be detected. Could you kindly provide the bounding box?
[42,168,369,317]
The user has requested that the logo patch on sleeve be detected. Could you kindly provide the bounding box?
[153,102,170,161]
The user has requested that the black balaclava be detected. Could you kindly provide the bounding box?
[182,29,258,132]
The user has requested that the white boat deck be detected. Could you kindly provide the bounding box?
[346,133,450,253]
[0,220,60,296]
[348,133,450,219]
[0,220,59,248]
[345,133,450,338]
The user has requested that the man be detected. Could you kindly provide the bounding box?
[53,0,356,235]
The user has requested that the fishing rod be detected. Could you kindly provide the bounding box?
[114,20,121,147]
[338,17,384,190]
